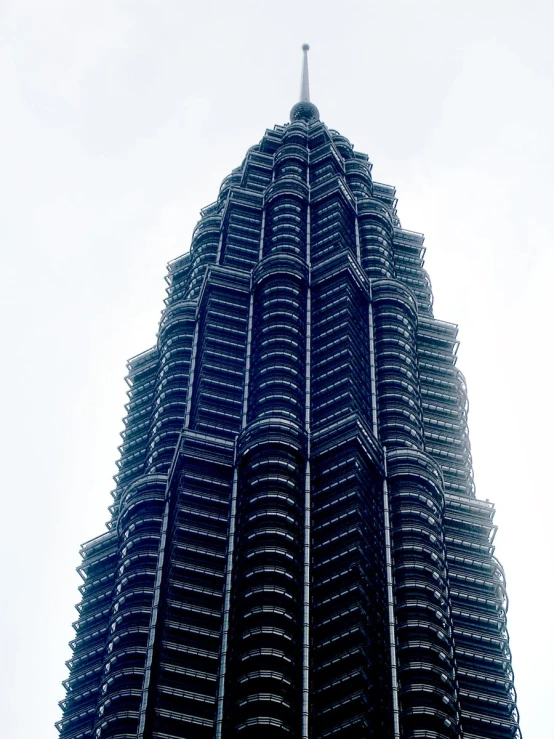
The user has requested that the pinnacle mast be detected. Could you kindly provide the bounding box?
[290,43,320,123]
[300,43,311,102]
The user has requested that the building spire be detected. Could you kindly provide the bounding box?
[290,44,320,123]
[300,43,311,102]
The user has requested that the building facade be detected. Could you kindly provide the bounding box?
[57,48,521,739]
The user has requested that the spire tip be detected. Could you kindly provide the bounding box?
[289,44,320,123]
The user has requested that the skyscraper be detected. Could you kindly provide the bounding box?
[57,46,521,739]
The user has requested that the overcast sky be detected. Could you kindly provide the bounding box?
[1,1,552,737]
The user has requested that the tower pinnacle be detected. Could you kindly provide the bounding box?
[290,43,320,123]
[300,43,311,102]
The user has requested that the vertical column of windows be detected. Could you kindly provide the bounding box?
[224,253,308,735]
[247,263,307,425]
[258,127,285,156]
[219,192,263,271]
[93,478,166,739]
[57,533,118,739]
[240,149,273,192]
[344,154,373,200]
[139,174,259,737]
[362,210,402,738]
[386,452,462,739]
[164,253,191,308]
[357,199,396,280]
[189,276,251,437]
[217,170,244,208]
[149,441,235,739]
[329,131,354,160]
[381,454,401,739]
[310,437,391,738]
[215,293,255,737]
[265,130,309,260]
[301,151,312,738]
[104,244,203,737]
[253,129,316,739]
[372,281,462,736]
[308,125,393,737]
[372,280,425,450]
[372,183,400,228]
[62,244,193,737]
[310,191,356,267]
[145,303,196,475]
[186,216,221,300]
[393,230,433,318]
[121,216,250,736]
[418,321,474,497]
[310,259,372,431]
[227,431,306,736]
[215,189,264,735]
[274,144,307,183]
[113,351,159,503]
[148,269,251,735]
[224,137,310,730]
[305,121,328,151]
[265,196,307,259]
[310,147,343,187]
[444,496,520,739]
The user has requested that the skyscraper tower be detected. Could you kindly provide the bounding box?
[57,47,521,739]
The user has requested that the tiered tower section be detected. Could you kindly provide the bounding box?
[58,50,520,739]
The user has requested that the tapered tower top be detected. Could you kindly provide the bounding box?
[290,43,320,123]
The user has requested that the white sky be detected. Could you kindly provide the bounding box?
[1,1,552,737]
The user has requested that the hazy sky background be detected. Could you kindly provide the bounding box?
[1,1,552,736]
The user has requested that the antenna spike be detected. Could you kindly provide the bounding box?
[300,43,310,102]
[290,44,320,123]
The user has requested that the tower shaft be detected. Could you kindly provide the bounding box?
[57,94,520,739]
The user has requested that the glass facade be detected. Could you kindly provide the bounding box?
[57,92,520,739]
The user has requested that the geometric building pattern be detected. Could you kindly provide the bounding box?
[57,47,521,739]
